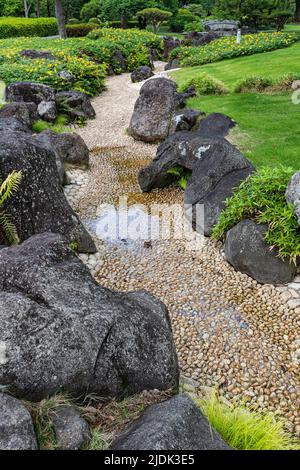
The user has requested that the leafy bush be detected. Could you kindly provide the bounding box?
[212,166,300,262]
[167,166,192,189]
[170,32,298,67]
[66,23,100,38]
[88,18,100,25]
[0,170,22,245]
[184,20,204,33]
[235,76,274,93]
[198,391,299,450]
[178,73,228,95]
[0,17,58,39]
[169,8,196,33]
[108,20,138,29]
[68,19,81,25]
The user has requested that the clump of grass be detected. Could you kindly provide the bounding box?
[167,166,192,189]
[197,390,299,450]
[212,166,300,262]
[83,428,114,450]
[235,76,274,93]
[178,73,228,96]
[24,393,75,450]
[32,114,71,134]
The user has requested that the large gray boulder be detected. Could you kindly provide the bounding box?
[162,36,182,59]
[128,78,185,143]
[131,66,154,83]
[184,138,255,235]
[55,91,96,121]
[37,100,57,122]
[20,49,57,60]
[49,406,91,450]
[196,113,236,139]
[0,393,38,450]
[285,171,300,226]
[0,102,37,129]
[0,132,95,252]
[110,394,231,450]
[184,31,221,46]
[5,82,55,105]
[224,220,297,285]
[0,117,31,134]
[0,233,178,401]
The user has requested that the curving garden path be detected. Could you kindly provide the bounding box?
[65,64,300,435]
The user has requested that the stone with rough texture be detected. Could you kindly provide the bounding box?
[184,31,221,46]
[171,108,203,133]
[0,233,179,401]
[128,78,185,143]
[37,100,57,122]
[0,132,95,252]
[131,66,154,83]
[0,102,37,129]
[163,37,182,59]
[196,113,236,138]
[110,394,231,450]
[224,220,297,285]
[55,91,96,121]
[285,171,300,226]
[49,406,91,450]
[185,139,254,235]
[164,58,180,71]
[5,82,55,105]
[112,49,127,73]
[20,49,57,60]
[0,393,38,450]
[0,117,31,133]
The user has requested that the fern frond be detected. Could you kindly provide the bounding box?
[0,210,20,245]
[0,171,22,207]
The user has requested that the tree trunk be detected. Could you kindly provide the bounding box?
[296,0,300,22]
[55,0,67,39]
[121,14,128,29]
[35,0,41,17]
[24,0,31,17]
[46,0,51,17]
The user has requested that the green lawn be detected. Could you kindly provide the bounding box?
[171,42,300,170]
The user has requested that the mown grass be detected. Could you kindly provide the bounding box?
[171,42,300,169]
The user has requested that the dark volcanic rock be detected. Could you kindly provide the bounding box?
[5,82,55,105]
[285,171,300,226]
[0,132,95,252]
[49,406,91,450]
[0,117,31,133]
[171,108,203,133]
[55,91,96,121]
[196,113,236,138]
[164,58,180,71]
[0,102,37,129]
[224,220,297,285]
[20,49,57,60]
[128,78,185,142]
[184,31,221,46]
[110,394,231,450]
[0,233,179,401]
[112,49,127,73]
[131,66,154,83]
[162,36,182,59]
[184,139,254,235]
[37,100,57,122]
[0,393,38,450]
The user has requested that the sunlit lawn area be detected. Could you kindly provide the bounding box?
[171,41,300,170]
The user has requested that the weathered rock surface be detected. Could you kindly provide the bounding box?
[131,66,154,83]
[224,220,297,285]
[0,393,38,450]
[5,82,55,105]
[0,117,31,133]
[162,36,182,59]
[128,78,185,143]
[0,132,95,252]
[110,394,231,450]
[286,171,300,226]
[0,233,179,401]
[185,139,254,235]
[112,49,127,73]
[37,100,57,122]
[164,58,180,71]
[196,113,236,138]
[171,108,203,133]
[0,102,37,129]
[55,91,96,121]
[49,406,91,450]
[34,130,89,168]
[20,49,57,60]
[184,31,221,46]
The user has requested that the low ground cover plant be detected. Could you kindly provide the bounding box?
[212,166,300,262]
[0,28,162,96]
[178,73,228,95]
[0,17,58,39]
[170,32,297,67]
[235,73,300,93]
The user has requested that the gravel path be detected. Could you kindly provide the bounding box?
[69,65,300,435]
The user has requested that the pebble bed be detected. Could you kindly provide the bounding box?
[64,65,300,435]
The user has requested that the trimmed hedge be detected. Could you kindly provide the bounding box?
[66,23,100,37]
[0,17,58,39]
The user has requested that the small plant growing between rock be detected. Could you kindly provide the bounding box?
[212,166,300,262]
[33,114,71,134]
[178,73,228,96]
[167,166,192,190]
[0,170,22,245]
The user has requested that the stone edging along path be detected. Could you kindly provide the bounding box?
[64,63,299,435]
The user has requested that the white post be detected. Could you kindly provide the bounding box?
[237,28,242,44]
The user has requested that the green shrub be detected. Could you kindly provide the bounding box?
[178,73,228,95]
[169,8,196,33]
[198,391,299,450]
[235,76,274,93]
[0,17,58,39]
[184,20,204,33]
[170,32,298,67]
[68,19,81,25]
[108,20,138,29]
[66,23,100,38]
[88,18,100,25]
[212,166,300,262]
[167,166,192,189]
